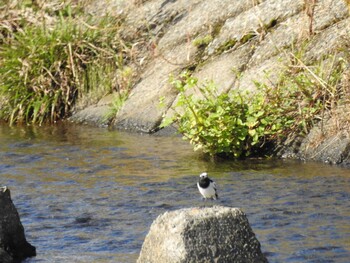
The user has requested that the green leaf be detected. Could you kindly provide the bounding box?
[248,129,256,137]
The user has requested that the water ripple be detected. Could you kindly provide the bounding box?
[0,124,349,262]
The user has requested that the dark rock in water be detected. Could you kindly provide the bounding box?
[153,125,179,136]
[0,248,13,263]
[138,206,268,263]
[0,186,36,262]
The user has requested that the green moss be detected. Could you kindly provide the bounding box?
[192,35,213,48]
[216,39,237,54]
[240,32,257,44]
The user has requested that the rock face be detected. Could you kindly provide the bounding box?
[0,186,36,263]
[138,206,268,263]
[71,0,350,165]
[278,63,350,166]
[69,93,117,127]
[295,105,350,166]
[102,0,349,133]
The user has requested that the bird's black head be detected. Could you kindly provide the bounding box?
[198,172,210,187]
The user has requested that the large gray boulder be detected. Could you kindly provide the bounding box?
[138,206,268,263]
[0,186,36,263]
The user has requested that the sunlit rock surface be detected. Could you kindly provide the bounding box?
[138,206,268,263]
[0,187,36,263]
[108,0,349,133]
[71,0,350,165]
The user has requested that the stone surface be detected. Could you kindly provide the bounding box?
[114,56,181,133]
[99,0,349,134]
[210,0,304,53]
[0,186,36,262]
[297,105,350,165]
[71,0,350,165]
[304,17,350,61]
[68,93,118,127]
[194,44,254,92]
[137,206,268,263]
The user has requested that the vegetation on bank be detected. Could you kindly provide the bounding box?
[162,51,349,159]
[0,0,132,125]
[1,1,349,162]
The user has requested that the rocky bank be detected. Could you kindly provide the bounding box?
[70,0,350,165]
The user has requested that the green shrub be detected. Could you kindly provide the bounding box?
[163,55,346,158]
[162,72,284,158]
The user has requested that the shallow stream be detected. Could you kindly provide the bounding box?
[0,123,349,262]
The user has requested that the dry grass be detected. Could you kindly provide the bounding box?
[0,0,137,125]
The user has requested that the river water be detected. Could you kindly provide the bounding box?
[0,123,349,263]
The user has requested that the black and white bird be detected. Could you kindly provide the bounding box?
[197,172,218,200]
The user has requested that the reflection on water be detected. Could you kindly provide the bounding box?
[0,123,349,262]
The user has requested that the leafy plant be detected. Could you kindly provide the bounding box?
[162,54,346,159]
[162,72,267,158]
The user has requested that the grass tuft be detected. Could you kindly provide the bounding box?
[0,0,130,125]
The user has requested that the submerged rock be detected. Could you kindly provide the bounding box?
[138,206,268,263]
[0,186,36,262]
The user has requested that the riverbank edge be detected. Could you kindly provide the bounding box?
[1,1,350,167]
[69,0,350,166]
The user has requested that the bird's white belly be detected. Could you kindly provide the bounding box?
[197,183,216,198]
